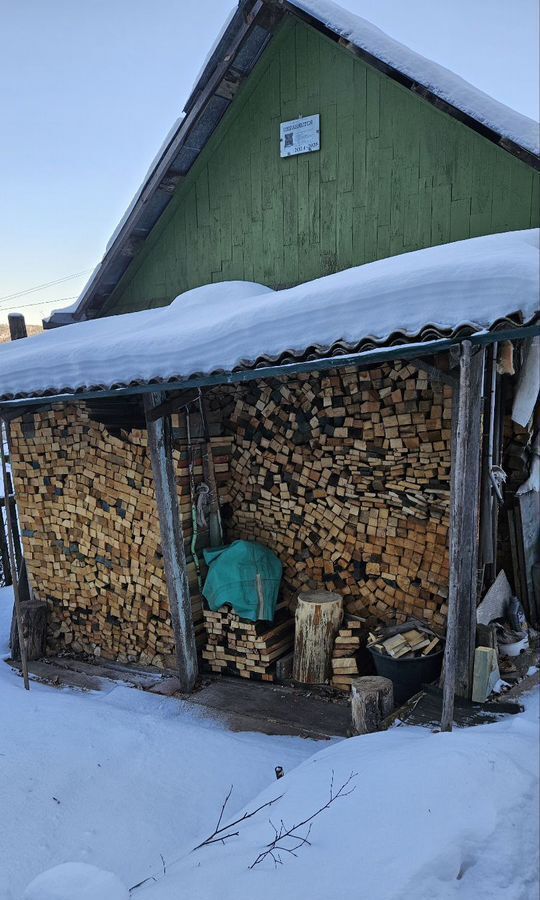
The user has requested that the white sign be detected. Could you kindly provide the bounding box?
[280,114,320,158]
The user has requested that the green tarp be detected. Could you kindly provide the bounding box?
[202,540,282,622]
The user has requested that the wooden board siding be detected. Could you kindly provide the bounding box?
[103,16,539,316]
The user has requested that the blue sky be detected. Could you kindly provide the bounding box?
[0,0,538,325]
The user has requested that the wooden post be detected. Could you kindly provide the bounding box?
[0,421,30,689]
[441,341,484,731]
[8,313,27,341]
[293,590,343,684]
[143,393,198,692]
[0,502,12,585]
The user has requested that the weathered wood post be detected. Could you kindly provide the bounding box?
[8,313,27,341]
[0,421,30,689]
[0,501,12,585]
[441,341,484,731]
[144,392,198,692]
[293,590,343,683]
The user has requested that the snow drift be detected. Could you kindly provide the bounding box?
[23,863,128,900]
[138,689,540,900]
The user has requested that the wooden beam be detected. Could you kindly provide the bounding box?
[143,393,198,692]
[0,420,30,689]
[145,389,200,423]
[441,341,484,730]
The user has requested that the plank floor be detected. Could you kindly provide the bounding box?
[6,657,351,740]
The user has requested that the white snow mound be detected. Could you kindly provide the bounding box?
[23,862,129,900]
[0,229,538,402]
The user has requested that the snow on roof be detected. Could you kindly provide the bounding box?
[2,230,539,404]
[291,0,540,156]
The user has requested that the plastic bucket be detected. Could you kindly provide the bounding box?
[368,645,444,704]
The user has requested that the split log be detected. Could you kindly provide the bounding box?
[351,676,394,734]
[293,590,343,684]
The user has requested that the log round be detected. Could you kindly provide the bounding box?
[351,676,394,735]
[10,599,48,662]
[293,590,343,684]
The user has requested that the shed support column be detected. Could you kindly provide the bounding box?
[0,420,29,689]
[144,393,198,692]
[441,341,484,731]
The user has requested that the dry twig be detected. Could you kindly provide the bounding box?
[192,784,283,850]
[250,770,357,868]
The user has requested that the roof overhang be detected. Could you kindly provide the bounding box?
[1,323,539,419]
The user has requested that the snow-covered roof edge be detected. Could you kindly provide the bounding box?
[46,0,540,329]
[291,0,539,157]
[9,230,540,405]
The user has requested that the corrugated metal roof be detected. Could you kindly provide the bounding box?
[4,230,539,407]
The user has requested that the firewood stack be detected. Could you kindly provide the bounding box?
[367,627,442,659]
[10,404,231,667]
[330,616,368,691]
[210,361,452,628]
[202,605,294,681]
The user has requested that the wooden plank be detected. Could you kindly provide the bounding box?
[441,341,484,730]
[143,393,198,692]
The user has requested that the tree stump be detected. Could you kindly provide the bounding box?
[351,676,394,734]
[293,590,343,684]
[10,599,48,661]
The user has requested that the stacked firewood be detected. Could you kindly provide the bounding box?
[367,626,442,659]
[10,404,231,666]
[202,605,294,681]
[330,616,367,691]
[211,361,452,628]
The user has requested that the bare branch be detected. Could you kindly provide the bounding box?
[216,784,233,832]
[192,786,283,852]
[250,771,357,869]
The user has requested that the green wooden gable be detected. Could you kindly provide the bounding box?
[103,16,539,316]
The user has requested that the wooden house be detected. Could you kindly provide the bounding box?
[1,0,539,727]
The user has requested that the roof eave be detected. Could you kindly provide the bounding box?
[7,321,540,414]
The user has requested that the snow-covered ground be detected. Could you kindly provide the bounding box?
[1,584,538,899]
[0,588,318,899]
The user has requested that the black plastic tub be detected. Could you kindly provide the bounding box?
[368,645,445,704]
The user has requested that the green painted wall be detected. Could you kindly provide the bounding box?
[104,16,539,316]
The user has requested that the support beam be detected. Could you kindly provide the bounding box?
[441,341,484,730]
[145,389,200,423]
[0,420,30,689]
[143,393,198,692]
